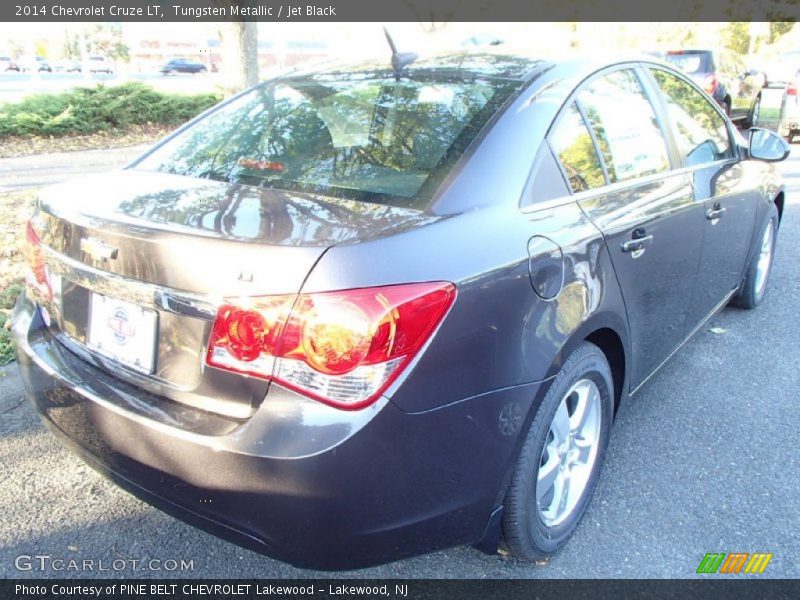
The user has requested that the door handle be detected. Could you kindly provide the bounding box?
[621,234,654,258]
[706,206,727,221]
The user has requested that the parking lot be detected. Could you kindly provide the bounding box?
[0,119,798,580]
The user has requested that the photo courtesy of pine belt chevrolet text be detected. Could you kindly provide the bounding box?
[12,48,789,569]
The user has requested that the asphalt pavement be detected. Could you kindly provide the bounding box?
[0,148,798,579]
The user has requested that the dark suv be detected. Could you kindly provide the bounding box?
[665,49,764,126]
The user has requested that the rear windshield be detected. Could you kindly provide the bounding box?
[664,52,714,75]
[135,73,519,207]
[665,52,711,74]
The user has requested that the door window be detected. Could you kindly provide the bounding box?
[578,69,671,183]
[548,102,606,193]
[650,68,733,167]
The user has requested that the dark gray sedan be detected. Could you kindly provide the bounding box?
[160,57,208,74]
[13,51,788,569]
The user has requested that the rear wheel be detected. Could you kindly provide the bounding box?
[746,95,761,128]
[732,204,779,309]
[502,342,614,560]
[723,98,732,117]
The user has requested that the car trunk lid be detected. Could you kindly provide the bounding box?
[32,170,431,419]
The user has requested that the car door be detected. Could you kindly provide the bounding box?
[549,67,704,388]
[646,67,759,328]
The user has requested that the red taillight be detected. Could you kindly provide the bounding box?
[703,75,718,95]
[206,282,456,409]
[787,83,798,96]
[24,220,51,300]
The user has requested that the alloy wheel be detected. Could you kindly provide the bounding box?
[755,218,775,298]
[536,378,602,527]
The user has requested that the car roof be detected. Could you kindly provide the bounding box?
[292,50,550,83]
[291,50,690,88]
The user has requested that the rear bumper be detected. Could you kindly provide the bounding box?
[779,102,800,136]
[13,292,541,570]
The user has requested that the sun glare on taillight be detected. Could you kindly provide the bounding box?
[24,220,51,300]
[787,82,798,96]
[206,282,456,409]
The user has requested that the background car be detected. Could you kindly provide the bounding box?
[461,34,504,47]
[0,56,20,72]
[13,52,787,570]
[54,59,82,73]
[160,58,207,74]
[19,56,52,72]
[778,79,800,142]
[760,50,800,88]
[664,49,763,126]
[88,54,113,74]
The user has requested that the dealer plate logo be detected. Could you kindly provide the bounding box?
[107,308,136,345]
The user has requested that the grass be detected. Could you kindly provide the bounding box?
[0,313,13,366]
[0,82,219,139]
[758,106,780,124]
[0,190,36,366]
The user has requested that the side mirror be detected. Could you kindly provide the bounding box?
[749,128,790,162]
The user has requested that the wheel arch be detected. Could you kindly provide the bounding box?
[482,315,630,555]
[542,312,631,417]
[585,327,626,415]
[774,190,785,224]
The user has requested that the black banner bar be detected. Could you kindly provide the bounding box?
[4,579,800,600]
[1,0,800,22]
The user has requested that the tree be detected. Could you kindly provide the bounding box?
[62,30,80,59]
[87,24,130,61]
[721,22,751,55]
[218,22,259,96]
[769,22,794,44]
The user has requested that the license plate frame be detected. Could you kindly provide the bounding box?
[86,293,158,374]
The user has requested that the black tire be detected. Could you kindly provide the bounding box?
[732,204,779,309]
[723,98,732,117]
[745,95,761,128]
[502,341,614,560]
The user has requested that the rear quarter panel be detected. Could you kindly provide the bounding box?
[301,200,629,414]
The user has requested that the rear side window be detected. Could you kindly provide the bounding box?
[549,102,606,193]
[665,52,711,75]
[578,69,671,183]
[650,69,733,167]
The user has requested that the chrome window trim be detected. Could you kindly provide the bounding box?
[519,157,738,215]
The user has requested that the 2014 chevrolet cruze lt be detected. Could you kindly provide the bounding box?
[13,52,788,569]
